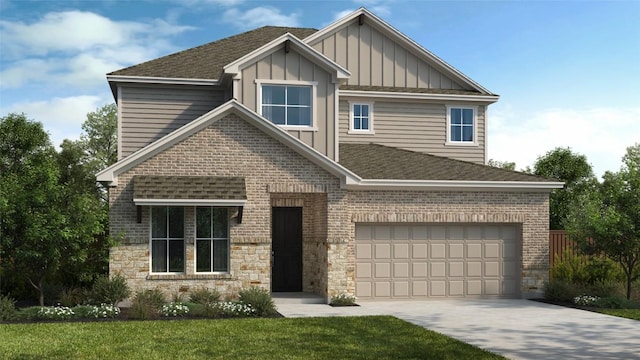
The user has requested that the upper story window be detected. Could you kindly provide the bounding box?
[349,102,374,134]
[446,106,477,145]
[261,84,312,126]
[195,207,229,273]
[151,207,184,273]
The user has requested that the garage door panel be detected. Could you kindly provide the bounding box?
[412,281,428,296]
[375,244,391,259]
[449,243,464,258]
[355,224,521,299]
[431,262,446,277]
[412,263,427,277]
[356,244,372,259]
[394,262,409,277]
[394,243,409,258]
[394,282,409,297]
[449,262,464,277]
[430,243,446,258]
[375,263,391,277]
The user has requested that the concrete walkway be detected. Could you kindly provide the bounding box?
[276,299,640,360]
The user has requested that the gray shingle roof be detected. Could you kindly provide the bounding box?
[133,176,246,200]
[109,26,318,79]
[339,143,552,182]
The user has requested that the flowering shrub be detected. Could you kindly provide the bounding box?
[160,302,190,317]
[330,292,357,306]
[215,301,255,317]
[88,304,121,318]
[37,306,74,320]
[574,295,600,306]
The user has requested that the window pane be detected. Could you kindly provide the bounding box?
[168,207,184,238]
[151,239,167,272]
[196,207,211,238]
[213,208,228,238]
[168,240,184,272]
[262,85,285,105]
[361,117,369,130]
[264,106,285,124]
[213,239,229,272]
[287,86,310,106]
[462,126,473,142]
[451,125,461,142]
[196,240,212,272]
[451,108,462,125]
[151,207,167,238]
[462,109,473,125]
[353,104,361,117]
[361,105,369,117]
[287,107,311,126]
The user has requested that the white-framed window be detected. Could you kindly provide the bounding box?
[446,106,477,145]
[256,80,317,129]
[348,102,374,134]
[195,207,230,273]
[150,207,185,273]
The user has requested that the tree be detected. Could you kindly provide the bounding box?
[487,159,516,171]
[0,113,106,304]
[566,144,640,299]
[80,104,117,175]
[533,147,597,229]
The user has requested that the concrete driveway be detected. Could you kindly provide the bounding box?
[277,299,640,360]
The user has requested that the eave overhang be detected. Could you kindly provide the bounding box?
[339,89,500,103]
[343,179,564,192]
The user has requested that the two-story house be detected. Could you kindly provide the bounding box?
[97,8,562,302]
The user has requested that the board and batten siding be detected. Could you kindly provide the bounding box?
[119,85,226,158]
[310,21,465,90]
[238,47,336,160]
[339,100,485,163]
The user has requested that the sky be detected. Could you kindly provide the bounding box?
[1,0,638,177]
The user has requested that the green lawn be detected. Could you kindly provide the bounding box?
[595,308,640,321]
[1,315,503,359]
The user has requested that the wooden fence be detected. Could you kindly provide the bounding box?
[549,230,578,268]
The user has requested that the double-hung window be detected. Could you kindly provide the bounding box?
[349,102,373,133]
[260,84,313,126]
[151,207,184,273]
[195,207,229,273]
[447,106,476,144]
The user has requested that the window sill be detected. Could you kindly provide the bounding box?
[278,125,318,132]
[444,141,478,147]
[147,273,232,280]
[347,130,375,135]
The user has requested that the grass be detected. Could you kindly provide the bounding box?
[0,315,503,359]
[594,308,640,321]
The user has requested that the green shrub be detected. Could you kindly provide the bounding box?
[73,304,121,319]
[595,296,640,309]
[189,288,220,305]
[330,292,357,306]
[238,286,276,317]
[91,274,131,306]
[160,302,190,317]
[552,252,622,285]
[544,279,585,302]
[17,306,41,320]
[130,288,166,320]
[35,306,74,320]
[215,301,255,317]
[58,288,83,307]
[0,294,17,321]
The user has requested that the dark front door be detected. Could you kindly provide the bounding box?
[272,207,302,292]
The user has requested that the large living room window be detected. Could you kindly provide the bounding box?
[151,207,184,273]
[195,207,229,273]
[447,106,477,145]
[258,81,315,127]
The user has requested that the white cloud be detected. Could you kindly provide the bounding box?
[332,9,357,22]
[222,6,300,29]
[0,96,109,147]
[488,106,640,177]
[0,11,194,90]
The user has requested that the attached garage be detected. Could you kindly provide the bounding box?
[355,224,521,299]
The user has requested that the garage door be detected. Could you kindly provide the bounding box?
[355,224,520,299]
